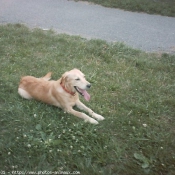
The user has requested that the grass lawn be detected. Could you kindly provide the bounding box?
[0,24,175,174]
[77,0,175,17]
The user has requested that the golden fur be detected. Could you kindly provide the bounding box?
[18,69,104,124]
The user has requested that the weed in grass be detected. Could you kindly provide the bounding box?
[0,24,175,174]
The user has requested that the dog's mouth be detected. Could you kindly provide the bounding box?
[74,86,90,101]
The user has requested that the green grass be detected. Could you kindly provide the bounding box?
[0,24,175,174]
[77,0,175,17]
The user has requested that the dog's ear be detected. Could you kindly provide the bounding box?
[60,72,69,84]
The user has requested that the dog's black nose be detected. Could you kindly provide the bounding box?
[86,84,91,88]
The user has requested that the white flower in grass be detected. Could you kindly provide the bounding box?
[63,129,66,134]
[143,124,147,127]
[104,146,107,149]
[34,114,37,118]
[23,134,27,138]
[8,152,11,155]
[80,146,85,150]
[70,146,73,149]
[27,144,31,148]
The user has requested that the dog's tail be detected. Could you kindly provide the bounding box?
[41,72,52,81]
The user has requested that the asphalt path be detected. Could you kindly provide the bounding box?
[1,0,175,53]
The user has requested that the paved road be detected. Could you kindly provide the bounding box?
[1,0,175,53]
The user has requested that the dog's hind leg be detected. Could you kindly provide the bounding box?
[18,88,32,99]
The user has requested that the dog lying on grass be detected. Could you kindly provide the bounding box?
[18,69,104,124]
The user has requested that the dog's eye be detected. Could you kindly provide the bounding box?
[75,78,80,81]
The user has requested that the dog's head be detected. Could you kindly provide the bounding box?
[61,69,91,101]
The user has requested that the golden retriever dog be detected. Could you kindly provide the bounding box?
[18,69,104,124]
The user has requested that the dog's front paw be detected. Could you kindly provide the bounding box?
[85,118,99,125]
[93,113,105,121]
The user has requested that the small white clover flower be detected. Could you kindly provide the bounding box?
[27,144,31,148]
[104,146,107,149]
[23,134,27,138]
[143,124,147,127]
[80,146,85,150]
[70,146,73,149]
[8,152,11,155]
[34,114,37,118]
